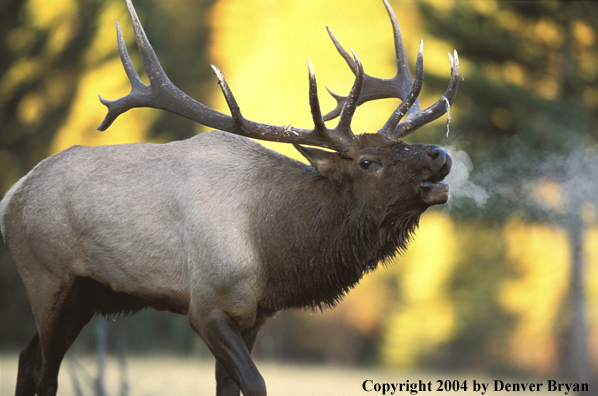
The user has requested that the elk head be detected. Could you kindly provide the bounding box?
[98,0,459,210]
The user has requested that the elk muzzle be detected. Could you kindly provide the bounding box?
[420,147,452,206]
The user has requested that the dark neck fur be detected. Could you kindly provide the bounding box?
[253,161,424,311]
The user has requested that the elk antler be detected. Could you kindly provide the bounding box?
[99,0,458,152]
[98,0,364,153]
[388,50,458,140]
[324,0,459,140]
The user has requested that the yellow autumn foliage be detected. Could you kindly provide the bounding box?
[587,226,598,365]
[382,211,458,368]
[502,218,570,374]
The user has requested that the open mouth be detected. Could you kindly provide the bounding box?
[420,155,452,206]
[420,181,450,205]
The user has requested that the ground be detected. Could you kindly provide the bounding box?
[0,353,564,396]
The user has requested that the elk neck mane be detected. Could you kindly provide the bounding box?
[251,151,425,312]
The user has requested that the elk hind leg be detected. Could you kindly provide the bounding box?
[18,276,96,396]
[15,333,41,396]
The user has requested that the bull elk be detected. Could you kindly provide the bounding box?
[0,0,459,395]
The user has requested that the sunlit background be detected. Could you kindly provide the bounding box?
[1,0,598,394]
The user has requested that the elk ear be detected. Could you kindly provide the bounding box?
[293,144,340,176]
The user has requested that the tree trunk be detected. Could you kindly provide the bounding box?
[561,205,593,387]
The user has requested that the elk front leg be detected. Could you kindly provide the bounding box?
[215,324,263,396]
[190,310,266,396]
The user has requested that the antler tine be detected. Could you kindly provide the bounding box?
[382,0,419,106]
[392,50,459,139]
[336,49,364,136]
[97,21,147,130]
[211,65,244,125]
[98,0,236,132]
[303,50,364,151]
[378,40,424,138]
[325,27,358,76]
[322,0,421,122]
[308,57,356,151]
[307,60,330,134]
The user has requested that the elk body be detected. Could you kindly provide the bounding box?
[0,1,458,395]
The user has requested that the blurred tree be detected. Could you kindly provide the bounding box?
[1,0,102,190]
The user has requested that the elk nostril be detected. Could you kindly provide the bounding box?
[428,147,444,162]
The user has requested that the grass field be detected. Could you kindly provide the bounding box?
[0,353,566,396]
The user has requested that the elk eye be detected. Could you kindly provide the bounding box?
[359,159,374,170]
